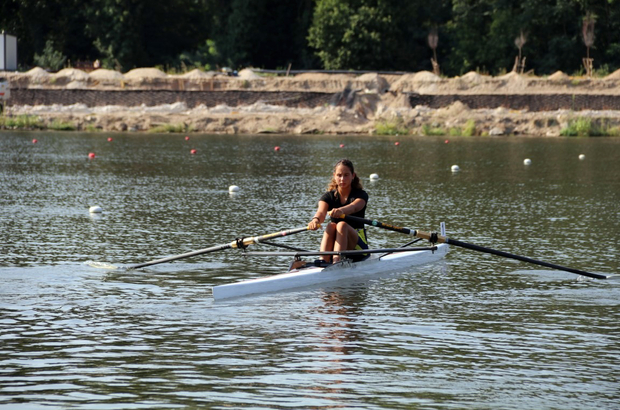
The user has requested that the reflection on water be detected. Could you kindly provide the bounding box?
[0,131,619,409]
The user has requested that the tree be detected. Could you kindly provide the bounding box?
[83,0,213,71]
[33,40,67,71]
[307,0,395,70]
[216,0,316,69]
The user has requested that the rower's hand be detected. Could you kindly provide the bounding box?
[329,208,344,219]
[308,219,321,231]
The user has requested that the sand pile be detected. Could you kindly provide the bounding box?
[124,68,167,79]
[54,68,90,81]
[25,67,51,79]
[180,69,216,79]
[605,69,620,80]
[548,71,570,81]
[90,69,125,80]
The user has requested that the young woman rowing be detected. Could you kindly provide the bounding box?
[308,159,369,264]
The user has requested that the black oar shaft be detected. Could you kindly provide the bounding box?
[343,215,607,280]
[442,237,608,280]
[129,243,234,269]
[128,226,309,269]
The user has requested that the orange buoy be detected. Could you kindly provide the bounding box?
[88,152,96,159]
[274,146,280,151]
[190,149,197,154]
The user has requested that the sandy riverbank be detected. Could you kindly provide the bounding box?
[3,68,620,136]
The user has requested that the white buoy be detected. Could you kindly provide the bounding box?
[579,154,586,160]
[228,185,240,193]
[523,158,532,165]
[89,206,102,213]
[451,165,460,173]
[369,173,379,180]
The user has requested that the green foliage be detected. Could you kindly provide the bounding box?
[2,0,620,75]
[560,117,619,137]
[463,119,476,136]
[176,39,220,71]
[422,124,446,136]
[149,123,194,133]
[308,0,394,70]
[0,115,43,129]
[375,117,409,135]
[447,119,476,136]
[33,40,67,71]
[48,119,76,131]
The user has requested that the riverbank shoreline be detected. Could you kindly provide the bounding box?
[2,67,620,137]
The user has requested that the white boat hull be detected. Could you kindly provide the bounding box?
[212,243,449,300]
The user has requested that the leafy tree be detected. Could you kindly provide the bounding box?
[176,39,220,71]
[83,0,214,71]
[0,0,95,70]
[308,0,394,70]
[308,0,452,72]
[216,0,315,69]
[33,40,67,71]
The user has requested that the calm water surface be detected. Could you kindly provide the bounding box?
[1,131,619,409]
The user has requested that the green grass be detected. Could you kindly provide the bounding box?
[149,123,194,133]
[0,115,44,129]
[48,119,76,131]
[560,117,619,137]
[375,118,409,136]
[421,124,446,136]
[448,119,476,137]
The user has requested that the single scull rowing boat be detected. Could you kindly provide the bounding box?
[211,243,449,300]
[116,216,610,301]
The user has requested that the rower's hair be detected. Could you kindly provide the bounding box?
[328,158,363,191]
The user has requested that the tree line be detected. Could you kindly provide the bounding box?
[1,0,619,76]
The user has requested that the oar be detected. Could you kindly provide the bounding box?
[127,226,311,269]
[341,215,609,280]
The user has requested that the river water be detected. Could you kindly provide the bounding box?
[1,131,619,409]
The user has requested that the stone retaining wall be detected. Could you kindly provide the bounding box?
[6,88,620,111]
[408,93,620,111]
[7,89,335,108]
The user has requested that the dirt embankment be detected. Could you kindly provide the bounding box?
[4,67,620,136]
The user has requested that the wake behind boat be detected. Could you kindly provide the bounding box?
[212,244,449,300]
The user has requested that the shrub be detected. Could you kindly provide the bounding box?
[422,124,446,136]
[375,118,408,135]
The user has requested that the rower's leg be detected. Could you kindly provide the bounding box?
[320,222,337,263]
[332,222,358,263]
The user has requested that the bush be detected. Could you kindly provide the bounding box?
[422,124,446,136]
[560,117,619,137]
[375,118,409,135]
[33,40,67,71]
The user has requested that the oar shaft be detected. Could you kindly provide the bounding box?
[344,215,607,280]
[129,243,234,269]
[128,226,310,269]
[442,237,608,280]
